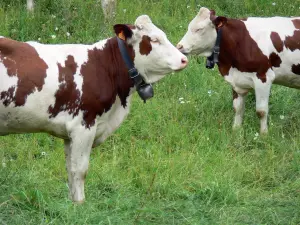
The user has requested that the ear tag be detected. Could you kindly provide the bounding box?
[118,31,126,40]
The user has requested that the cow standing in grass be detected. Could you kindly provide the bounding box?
[27,0,117,19]
[177,7,300,134]
[0,15,188,203]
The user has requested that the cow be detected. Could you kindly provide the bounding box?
[177,7,300,134]
[26,0,117,20]
[0,15,188,203]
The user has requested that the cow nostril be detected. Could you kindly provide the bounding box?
[177,44,183,50]
[181,57,188,65]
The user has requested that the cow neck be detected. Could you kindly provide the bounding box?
[206,27,222,69]
[117,37,154,103]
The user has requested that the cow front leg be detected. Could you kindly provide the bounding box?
[232,89,247,129]
[64,127,96,203]
[254,70,274,134]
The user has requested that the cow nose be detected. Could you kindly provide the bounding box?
[180,56,188,68]
[177,43,183,50]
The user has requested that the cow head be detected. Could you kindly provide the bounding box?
[114,15,188,84]
[177,7,227,56]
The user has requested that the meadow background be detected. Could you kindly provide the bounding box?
[0,0,300,224]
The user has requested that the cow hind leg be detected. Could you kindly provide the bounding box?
[232,89,247,129]
[64,127,96,203]
[254,70,275,134]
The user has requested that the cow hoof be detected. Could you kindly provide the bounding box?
[260,129,268,135]
[73,199,85,204]
[232,124,242,131]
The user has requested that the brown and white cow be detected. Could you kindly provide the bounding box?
[177,7,300,134]
[0,15,188,203]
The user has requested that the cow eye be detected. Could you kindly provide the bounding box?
[195,28,203,32]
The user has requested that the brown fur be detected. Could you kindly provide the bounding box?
[216,19,270,83]
[269,52,282,68]
[284,30,300,51]
[270,32,284,53]
[139,35,152,55]
[0,38,48,106]
[292,64,300,75]
[292,19,300,29]
[48,55,81,118]
[79,37,134,128]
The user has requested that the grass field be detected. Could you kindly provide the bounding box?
[0,0,300,224]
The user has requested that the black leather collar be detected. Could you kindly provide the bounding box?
[117,37,154,103]
[206,28,222,69]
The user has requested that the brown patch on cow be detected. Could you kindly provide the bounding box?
[0,38,48,106]
[284,30,300,51]
[292,19,300,29]
[292,64,300,75]
[46,37,135,128]
[269,52,282,68]
[79,37,135,128]
[217,19,270,83]
[48,55,81,118]
[0,86,15,106]
[139,35,152,55]
[256,111,265,119]
[270,32,283,53]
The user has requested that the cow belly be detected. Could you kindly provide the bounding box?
[224,68,254,93]
[0,105,70,138]
[273,73,300,89]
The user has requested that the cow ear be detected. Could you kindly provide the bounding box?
[212,16,227,28]
[114,24,133,41]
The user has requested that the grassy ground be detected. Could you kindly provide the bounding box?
[0,0,300,224]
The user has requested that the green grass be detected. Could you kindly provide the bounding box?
[0,0,300,224]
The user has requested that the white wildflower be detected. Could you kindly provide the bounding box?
[280,115,284,120]
[281,133,285,139]
[51,35,56,39]
[66,32,70,37]
[55,27,58,31]
[180,101,185,104]
[51,15,56,18]
[254,132,259,140]
[272,2,276,6]
[41,152,47,156]
[187,5,190,8]
[2,162,6,168]
[208,90,213,96]
[179,97,184,101]
[38,38,41,41]
[123,9,127,13]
